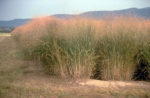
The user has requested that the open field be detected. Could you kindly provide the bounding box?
[0,36,150,98]
[0,33,11,36]
[0,17,150,97]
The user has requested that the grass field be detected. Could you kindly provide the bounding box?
[0,17,150,97]
[0,36,150,98]
[0,33,11,36]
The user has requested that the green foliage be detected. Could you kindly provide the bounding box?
[136,43,150,66]
[134,43,150,80]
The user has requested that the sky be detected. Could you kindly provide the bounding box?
[0,0,150,20]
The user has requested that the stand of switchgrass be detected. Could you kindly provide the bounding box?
[94,32,139,80]
[12,17,150,80]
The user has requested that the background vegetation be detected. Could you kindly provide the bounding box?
[0,27,14,33]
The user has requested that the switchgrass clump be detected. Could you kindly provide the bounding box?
[30,31,97,78]
[12,17,98,78]
[93,32,139,80]
[12,17,150,80]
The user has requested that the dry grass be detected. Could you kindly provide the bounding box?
[12,17,150,80]
[0,36,150,98]
[0,33,11,36]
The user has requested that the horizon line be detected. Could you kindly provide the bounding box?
[0,6,150,21]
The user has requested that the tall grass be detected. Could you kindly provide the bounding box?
[12,17,150,80]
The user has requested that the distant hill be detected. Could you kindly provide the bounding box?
[80,7,150,19]
[0,7,150,28]
[0,19,30,28]
[52,14,75,19]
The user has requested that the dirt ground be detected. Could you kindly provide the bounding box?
[0,36,150,98]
